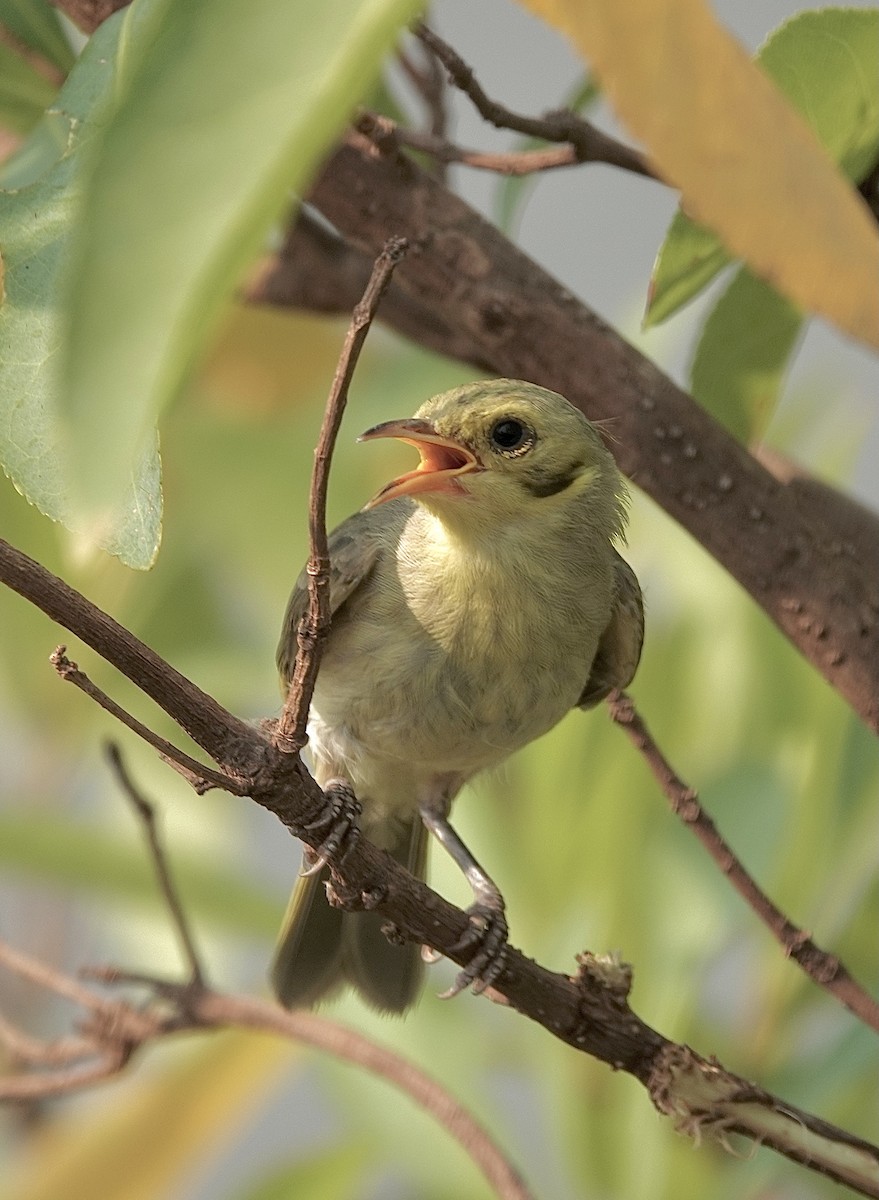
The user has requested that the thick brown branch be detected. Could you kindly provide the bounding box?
[293,133,878,734]
[607,691,879,1032]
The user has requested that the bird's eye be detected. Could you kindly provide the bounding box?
[489,418,534,457]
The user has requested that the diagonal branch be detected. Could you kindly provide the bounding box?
[295,132,879,735]
[607,691,879,1032]
[3,940,878,1196]
[359,110,592,177]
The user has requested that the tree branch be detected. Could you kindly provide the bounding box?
[1,464,876,1194]
[285,132,878,735]
[2,939,877,1196]
[606,691,879,1032]
[50,647,245,794]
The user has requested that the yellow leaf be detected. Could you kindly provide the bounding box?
[4,1032,296,1200]
[520,0,879,348]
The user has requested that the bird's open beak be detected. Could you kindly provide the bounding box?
[358,418,481,509]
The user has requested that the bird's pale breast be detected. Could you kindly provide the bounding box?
[308,506,614,824]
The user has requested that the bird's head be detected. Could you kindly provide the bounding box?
[360,379,625,535]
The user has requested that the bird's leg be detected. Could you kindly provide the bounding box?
[299,778,362,876]
[418,802,509,998]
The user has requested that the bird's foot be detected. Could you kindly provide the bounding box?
[299,779,361,877]
[439,901,509,999]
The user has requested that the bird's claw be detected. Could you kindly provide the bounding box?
[299,780,361,876]
[438,902,509,999]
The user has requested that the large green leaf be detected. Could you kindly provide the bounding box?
[689,267,803,444]
[57,0,421,543]
[0,13,163,568]
[646,7,879,327]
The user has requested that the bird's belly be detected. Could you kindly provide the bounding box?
[308,609,596,812]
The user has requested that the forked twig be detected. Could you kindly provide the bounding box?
[607,690,879,1033]
[0,941,534,1200]
[274,235,409,753]
[413,22,653,178]
[50,648,246,795]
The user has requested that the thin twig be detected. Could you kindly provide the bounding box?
[361,113,584,176]
[0,535,259,770]
[50,648,247,795]
[413,22,654,179]
[105,743,207,987]
[196,988,534,1200]
[607,691,879,1033]
[274,235,409,753]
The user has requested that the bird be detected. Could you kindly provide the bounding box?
[271,378,643,1013]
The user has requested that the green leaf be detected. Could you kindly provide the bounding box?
[494,72,599,233]
[689,267,803,444]
[645,210,732,328]
[646,7,879,327]
[760,7,879,183]
[0,0,75,74]
[0,39,57,133]
[0,13,163,568]
[0,812,279,937]
[57,0,421,539]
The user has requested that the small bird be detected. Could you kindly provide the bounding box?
[272,379,643,1013]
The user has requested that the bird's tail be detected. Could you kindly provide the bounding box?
[270,814,428,1014]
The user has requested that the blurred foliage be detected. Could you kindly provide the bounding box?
[0,3,877,1200]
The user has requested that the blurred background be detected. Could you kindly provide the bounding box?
[1,2,877,1198]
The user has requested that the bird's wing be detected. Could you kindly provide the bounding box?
[276,507,391,685]
[577,549,644,709]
